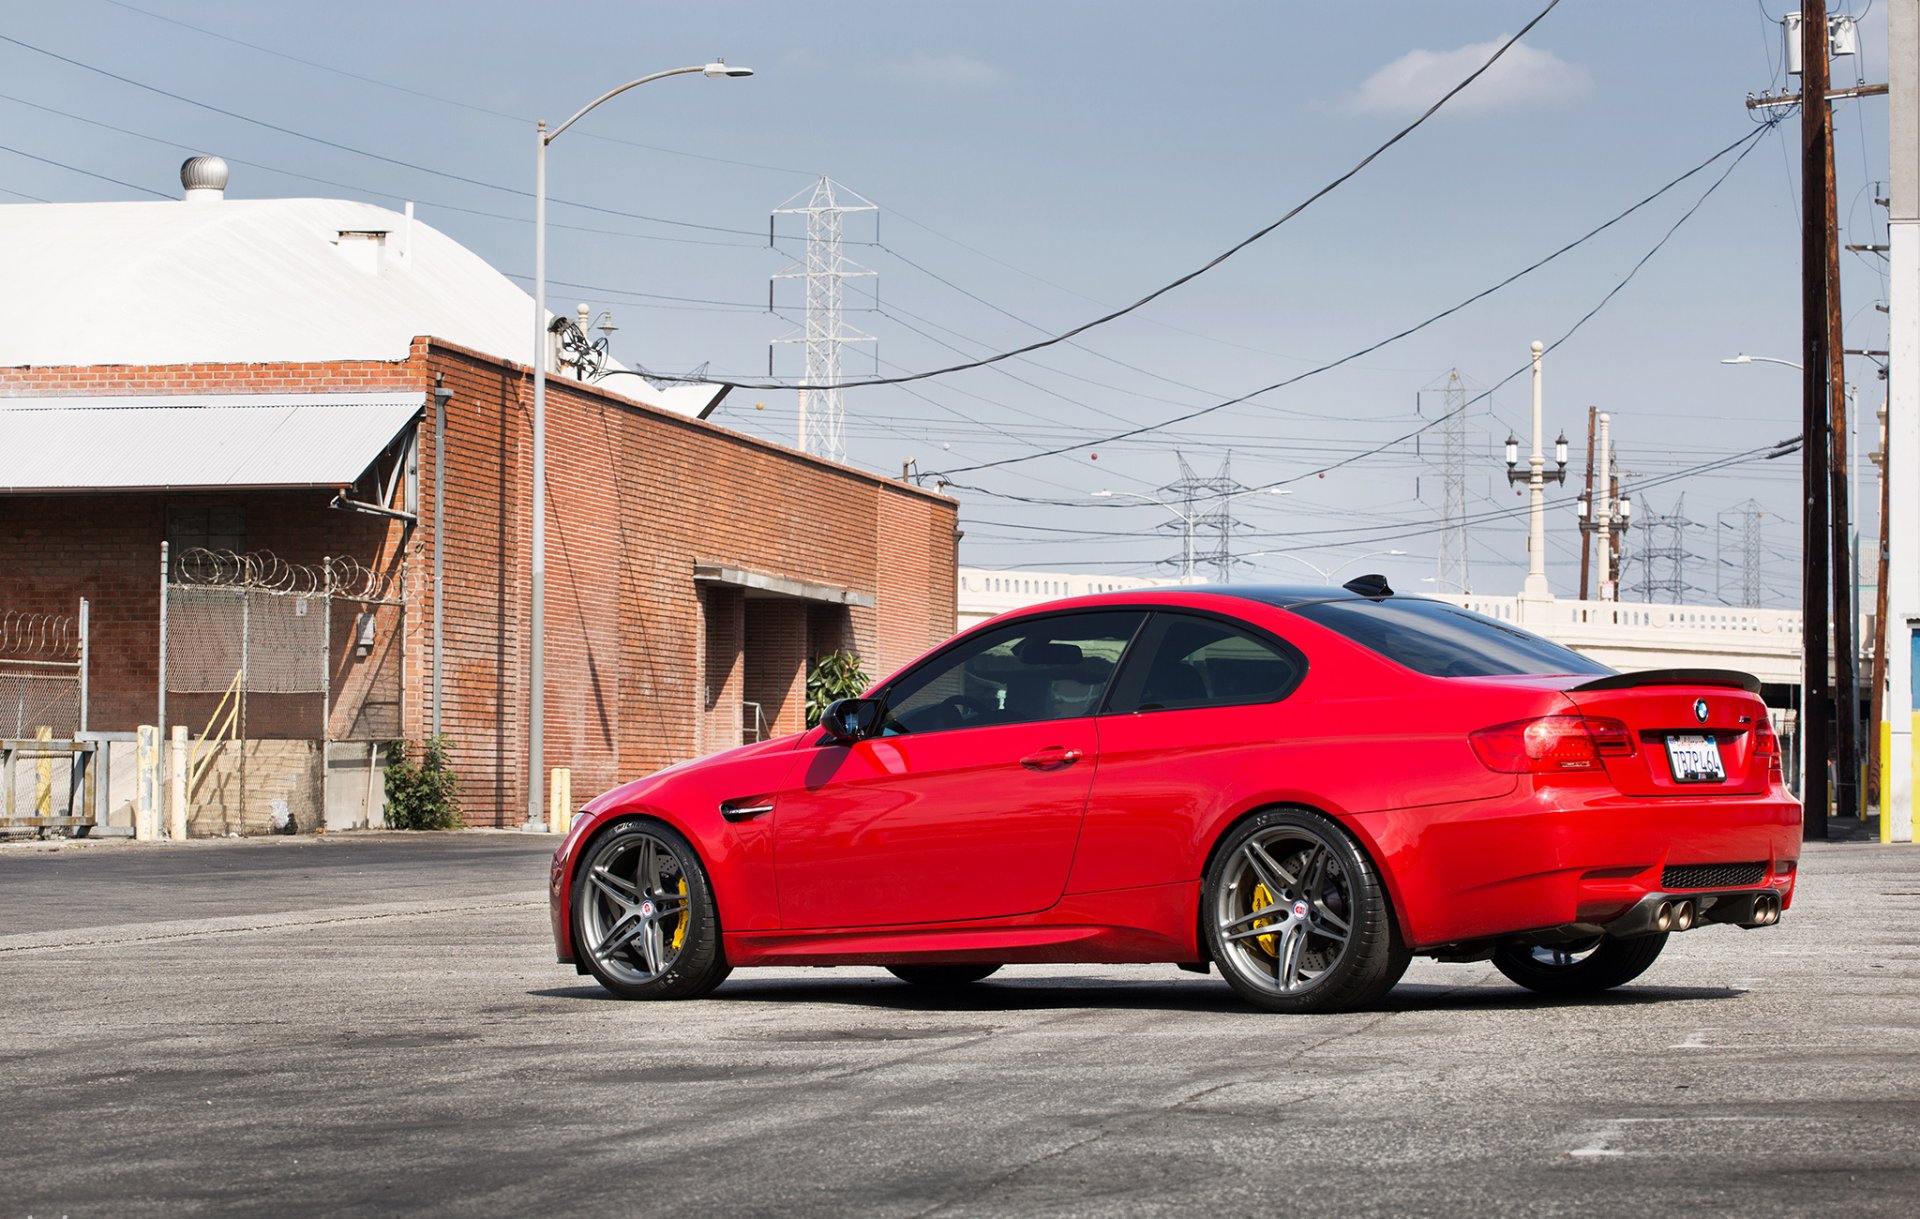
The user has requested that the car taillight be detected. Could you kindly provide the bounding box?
[1469,715,1636,774]
[1753,719,1783,776]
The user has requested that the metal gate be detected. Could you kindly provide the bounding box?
[0,603,92,832]
[161,547,403,834]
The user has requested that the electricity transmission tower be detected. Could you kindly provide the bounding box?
[1629,494,1693,603]
[771,177,876,463]
[1164,452,1242,584]
[1716,499,1766,608]
[1428,369,1472,593]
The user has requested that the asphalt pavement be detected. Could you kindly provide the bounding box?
[1,831,1916,1217]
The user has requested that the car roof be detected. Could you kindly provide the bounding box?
[1000,581,1409,615]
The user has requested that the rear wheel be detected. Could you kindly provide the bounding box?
[1204,809,1409,1014]
[885,964,1001,988]
[1492,934,1668,995]
[572,819,730,999]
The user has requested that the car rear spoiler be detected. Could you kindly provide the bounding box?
[1570,668,1761,694]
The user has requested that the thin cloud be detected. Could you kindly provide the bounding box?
[881,52,1002,87]
[1334,38,1591,115]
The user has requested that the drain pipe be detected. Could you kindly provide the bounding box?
[432,382,452,738]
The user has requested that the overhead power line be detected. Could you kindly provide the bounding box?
[0,138,170,197]
[0,31,774,238]
[935,116,1781,480]
[0,91,770,248]
[642,0,1570,391]
[95,0,819,178]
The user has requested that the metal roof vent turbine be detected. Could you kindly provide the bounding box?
[180,155,229,202]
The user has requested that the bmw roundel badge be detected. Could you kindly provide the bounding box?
[1693,698,1709,724]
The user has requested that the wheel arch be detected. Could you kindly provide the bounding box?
[1194,800,1414,953]
[567,807,733,939]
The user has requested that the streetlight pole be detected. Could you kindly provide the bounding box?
[526,60,752,831]
[1503,340,1569,608]
[1251,549,1409,584]
[1093,487,1290,583]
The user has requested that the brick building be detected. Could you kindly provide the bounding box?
[0,162,957,830]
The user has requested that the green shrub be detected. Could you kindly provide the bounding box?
[805,650,870,728]
[384,736,463,830]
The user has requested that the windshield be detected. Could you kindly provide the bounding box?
[1290,598,1613,679]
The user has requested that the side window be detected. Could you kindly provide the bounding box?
[1106,613,1305,714]
[881,611,1145,734]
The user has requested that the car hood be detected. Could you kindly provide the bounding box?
[581,731,806,815]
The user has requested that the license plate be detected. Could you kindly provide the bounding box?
[1665,734,1725,783]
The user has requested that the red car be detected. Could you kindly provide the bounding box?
[550,581,1800,1013]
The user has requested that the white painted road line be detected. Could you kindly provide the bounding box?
[0,891,545,954]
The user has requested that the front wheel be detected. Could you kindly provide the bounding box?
[1491,934,1668,995]
[572,819,731,999]
[1204,809,1409,1014]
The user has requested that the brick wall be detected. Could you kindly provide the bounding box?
[3,340,958,829]
[412,341,957,825]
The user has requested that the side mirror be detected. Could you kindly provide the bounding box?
[819,697,884,743]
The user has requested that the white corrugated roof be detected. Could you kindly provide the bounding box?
[0,198,536,367]
[0,195,731,419]
[0,393,423,493]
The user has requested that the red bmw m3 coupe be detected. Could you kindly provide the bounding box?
[550,581,1800,1013]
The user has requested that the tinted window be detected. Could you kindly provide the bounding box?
[1106,613,1306,714]
[1290,598,1612,678]
[881,611,1145,734]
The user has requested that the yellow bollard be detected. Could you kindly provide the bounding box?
[33,725,51,818]
[549,767,572,835]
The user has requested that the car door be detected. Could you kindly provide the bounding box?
[774,610,1145,930]
[1069,611,1310,894]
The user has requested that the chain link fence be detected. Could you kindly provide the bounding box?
[163,548,403,835]
[1,605,88,830]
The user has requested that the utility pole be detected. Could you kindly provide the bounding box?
[1884,0,1917,842]
[1818,6,1861,825]
[1800,0,1836,839]
[1868,392,1891,808]
[1579,411,1625,602]
[1578,406,1596,599]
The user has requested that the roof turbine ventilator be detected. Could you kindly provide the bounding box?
[180,155,229,202]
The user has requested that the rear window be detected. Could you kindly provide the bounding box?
[1290,598,1613,678]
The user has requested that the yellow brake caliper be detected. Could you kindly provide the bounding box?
[669,876,689,952]
[1250,883,1277,956]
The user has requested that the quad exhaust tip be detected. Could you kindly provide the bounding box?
[1673,900,1696,932]
[1653,902,1674,932]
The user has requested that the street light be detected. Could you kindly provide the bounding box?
[526,60,753,831]
[1247,549,1408,584]
[1503,342,1567,601]
[1721,353,1803,370]
[1093,487,1291,583]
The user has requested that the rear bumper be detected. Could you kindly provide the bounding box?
[1352,784,1801,950]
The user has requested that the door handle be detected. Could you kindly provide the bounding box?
[720,800,775,822]
[1020,747,1083,770]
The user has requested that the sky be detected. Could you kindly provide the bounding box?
[0,0,1893,607]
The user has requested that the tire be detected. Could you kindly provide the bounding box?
[1491,933,1668,996]
[1203,809,1409,1014]
[571,818,731,999]
[885,964,1002,988]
